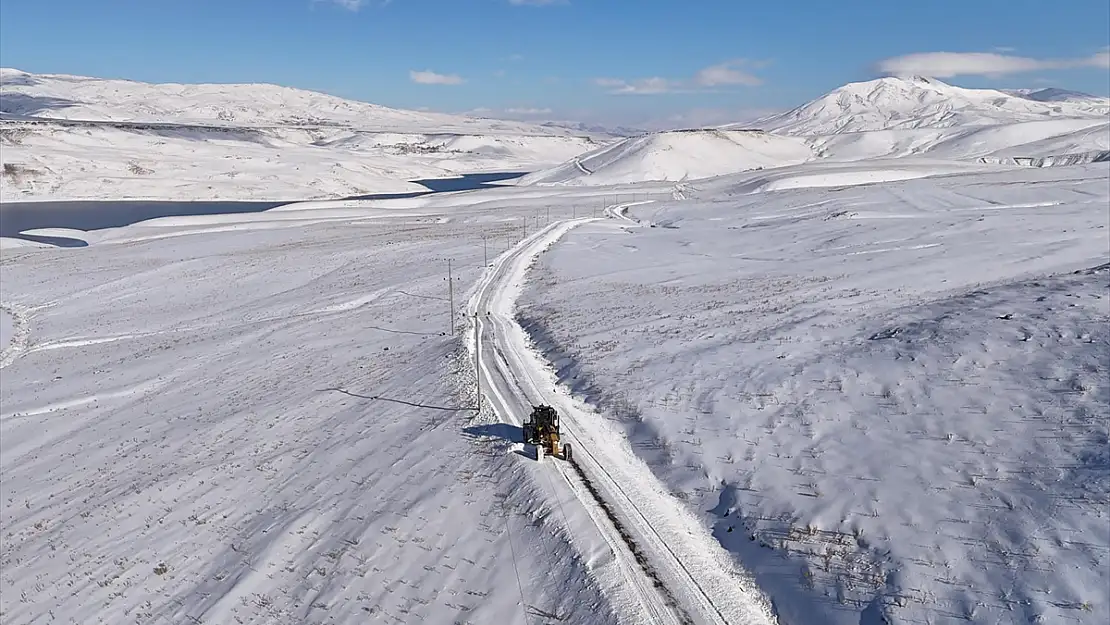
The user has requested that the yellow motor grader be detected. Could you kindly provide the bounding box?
[523,404,572,462]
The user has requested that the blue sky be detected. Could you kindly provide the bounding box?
[1,0,1108,128]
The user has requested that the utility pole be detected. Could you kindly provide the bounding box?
[482,234,488,267]
[546,206,550,223]
[447,259,454,335]
[522,217,527,239]
[474,312,481,411]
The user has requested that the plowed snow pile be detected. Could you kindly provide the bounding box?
[519,163,1110,625]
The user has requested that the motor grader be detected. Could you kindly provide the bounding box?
[523,404,572,462]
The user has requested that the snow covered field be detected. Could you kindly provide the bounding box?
[0,205,634,625]
[517,162,1110,624]
[1,185,787,625]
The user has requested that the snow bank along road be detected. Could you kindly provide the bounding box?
[468,211,777,625]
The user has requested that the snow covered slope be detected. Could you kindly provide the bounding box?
[750,76,1109,135]
[0,69,601,201]
[810,119,1110,162]
[517,130,813,187]
[518,162,1110,625]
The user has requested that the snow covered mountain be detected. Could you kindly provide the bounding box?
[0,69,602,201]
[0,68,580,135]
[519,76,1108,187]
[1004,86,1110,104]
[747,76,1109,136]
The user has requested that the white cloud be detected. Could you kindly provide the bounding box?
[1090,47,1110,70]
[318,0,369,10]
[594,77,677,94]
[409,69,465,85]
[461,106,553,119]
[453,104,780,133]
[694,60,762,87]
[595,59,765,95]
[878,49,1110,78]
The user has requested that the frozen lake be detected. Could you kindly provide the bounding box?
[0,171,526,245]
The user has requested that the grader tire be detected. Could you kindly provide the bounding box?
[563,443,573,463]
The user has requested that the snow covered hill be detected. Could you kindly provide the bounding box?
[517,130,814,186]
[0,69,602,201]
[749,76,1109,135]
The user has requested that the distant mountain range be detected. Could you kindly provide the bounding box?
[739,75,1108,136]
[0,67,581,137]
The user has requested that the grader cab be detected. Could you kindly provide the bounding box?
[523,404,572,462]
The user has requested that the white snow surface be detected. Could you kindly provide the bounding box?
[517,162,1110,625]
[0,69,601,201]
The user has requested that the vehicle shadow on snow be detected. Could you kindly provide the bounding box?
[462,422,524,444]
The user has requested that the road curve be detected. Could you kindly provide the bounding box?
[467,215,778,625]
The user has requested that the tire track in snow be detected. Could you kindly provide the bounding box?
[468,215,777,625]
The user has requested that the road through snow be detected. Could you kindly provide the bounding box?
[467,214,777,625]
